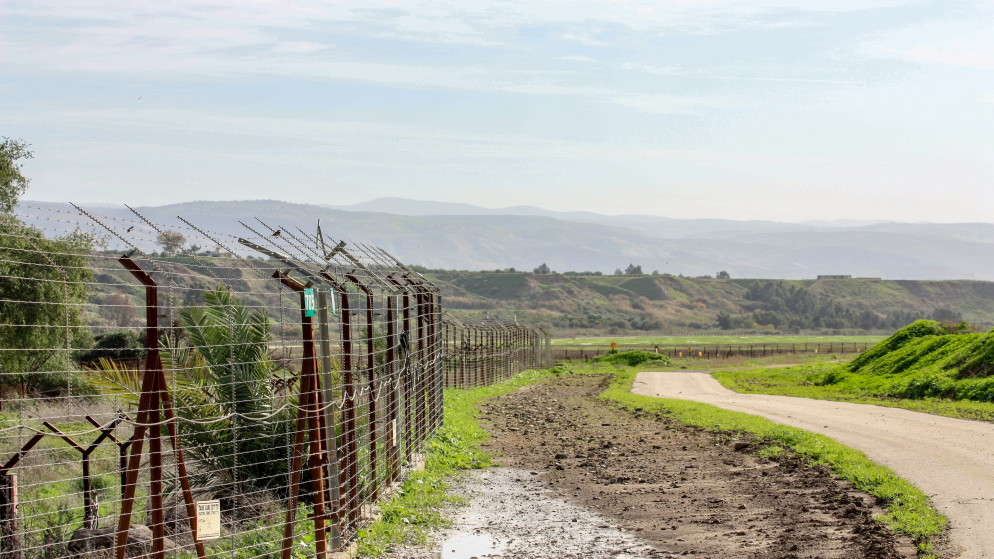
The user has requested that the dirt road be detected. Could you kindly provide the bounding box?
[633,371,994,559]
[425,374,916,558]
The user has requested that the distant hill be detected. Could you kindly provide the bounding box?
[424,271,994,335]
[22,198,994,280]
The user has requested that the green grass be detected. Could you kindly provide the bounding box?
[575,350,855,373]
[838,321,994,401]
[355,365,574,556]
[592,350,672,367]
[600,368,946,556]
[554,334,886,346]
[709,321,994,419]
[712,366,994,423]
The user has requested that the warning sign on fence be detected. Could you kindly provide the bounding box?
[196,500,222,540]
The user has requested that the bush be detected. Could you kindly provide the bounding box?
[593,350,672,367]
[20,353,96,398]
[75,329,145,365]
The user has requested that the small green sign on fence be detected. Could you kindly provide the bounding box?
[303,288,316,317]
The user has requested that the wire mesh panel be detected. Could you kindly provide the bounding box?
[441,315,545,389]
[0,203,444,557]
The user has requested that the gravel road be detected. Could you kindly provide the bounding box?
[633,371,994,559]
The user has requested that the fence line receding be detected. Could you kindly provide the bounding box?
[0,203,450,557]
[441,315,549,389]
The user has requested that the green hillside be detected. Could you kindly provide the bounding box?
[814,320,994,401]
[424,271,994,335]
[87,256,994,337]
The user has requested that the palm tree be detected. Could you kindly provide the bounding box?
[91,287,295,497]
[176,286,294,495]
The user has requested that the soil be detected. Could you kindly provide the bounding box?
[635,371,982,558]
[433,467,673,559]
[444,373,918,558]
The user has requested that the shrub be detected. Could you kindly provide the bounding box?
[75,329,146,365]
[593,350,672,367]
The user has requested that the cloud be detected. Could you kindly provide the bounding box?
[558,32,608,47]
[867,11,994,71]
[610,94,738,115]
[272,41,329,54]
[875,44,994,70]
[621,63,682,76]
[0,0,927,101]
[559,55,598,63]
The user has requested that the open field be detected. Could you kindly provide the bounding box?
[554,334,888,346]
[552,336,879,363]
[431,270,994,335]
[706,320,994,421]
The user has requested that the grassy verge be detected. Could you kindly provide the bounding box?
[712,365,994,423]
[600,368,946,556]
[355,366,572,556]
[569,350,856,375]
[554,334,886,346]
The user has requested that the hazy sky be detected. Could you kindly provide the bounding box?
[2,1,992,222]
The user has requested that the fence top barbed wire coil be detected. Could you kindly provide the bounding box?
[4,203,421,417]
[0,202,460,558]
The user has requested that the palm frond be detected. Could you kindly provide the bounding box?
[85,357,143,408]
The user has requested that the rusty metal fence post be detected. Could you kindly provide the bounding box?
[5,203,454,556]
[0,474,18,559]
[114,255,205,559]
[272,270,330,559]
[440,316,546,389]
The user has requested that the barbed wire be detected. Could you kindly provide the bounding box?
[0,202,538,556]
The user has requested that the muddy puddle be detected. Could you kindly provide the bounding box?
[433,467,672,559]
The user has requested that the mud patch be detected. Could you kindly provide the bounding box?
[476,374,916,558]
[435,468,672,558]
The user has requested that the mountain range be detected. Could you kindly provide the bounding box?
[23,198,994,280]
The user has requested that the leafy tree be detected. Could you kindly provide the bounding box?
[156,230,186,253]
[0,226,93,384]
[0,137,32,213]
[0,139,94,383]
[533,263,551,274]
[75,329,145,365]
[857,310,881,330]
[624,264,643,276]
[932,307,962,322]
[716,270,731,279]
[716,312,733,330]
